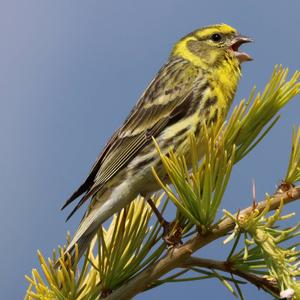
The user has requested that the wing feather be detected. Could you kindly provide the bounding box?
[63,58,199,219]
[61,131,120,210]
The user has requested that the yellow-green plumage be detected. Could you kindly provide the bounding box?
[60,24,252,262]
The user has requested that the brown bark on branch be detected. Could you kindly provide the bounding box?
[106,186,300,300]
[183,257,279,295]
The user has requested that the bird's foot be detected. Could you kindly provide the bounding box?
[145,196,183,247]
[162,220,183,248]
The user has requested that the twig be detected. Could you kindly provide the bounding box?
[106,186,300,300]
[183,257,279,295]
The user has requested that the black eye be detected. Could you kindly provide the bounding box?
[211,33,222,42]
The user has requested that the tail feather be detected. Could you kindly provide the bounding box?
[55,200,108,268]
[69,230,96,264]
[65,184,103,222]
[56,178,135,268]
[54,229,96,269]
[61,183,90,210]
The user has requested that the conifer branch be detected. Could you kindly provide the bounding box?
[183,257,279,296]
[106,186,300,300]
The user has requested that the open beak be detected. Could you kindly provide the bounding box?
[230,34,253,63]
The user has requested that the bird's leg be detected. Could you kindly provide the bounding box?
[146,197,166,226]
[146,196,182,247]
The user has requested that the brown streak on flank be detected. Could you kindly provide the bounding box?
[203,96,217,110]
[205,110,210,119]
[133,156,156,171]
[173,134,189,149]
[194,121,202,137]
[209,109,218,124]
[162,127,191,150]
[173,126,190,139]
[198,81,210,93]
[184,93,199,117]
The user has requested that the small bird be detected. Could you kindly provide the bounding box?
[61,24,252,262]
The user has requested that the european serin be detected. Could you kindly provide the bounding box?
[61,23,252,261]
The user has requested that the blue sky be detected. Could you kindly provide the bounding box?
[1,1,300,299]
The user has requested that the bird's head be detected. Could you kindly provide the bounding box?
[171,24,252,68]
